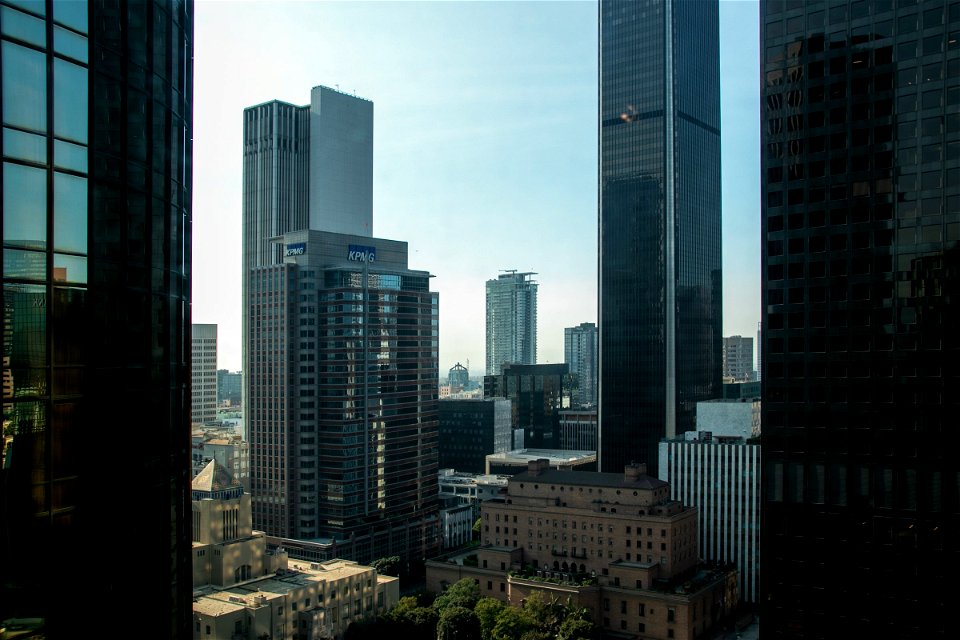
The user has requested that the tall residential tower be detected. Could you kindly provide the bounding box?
[761,1,959,635]
[599,0,723,475]
[485,270,538,375]
[565,321,598,408]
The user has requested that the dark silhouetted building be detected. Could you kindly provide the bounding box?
[438,397,511,474]
[484,363,570,449]
[1,1,194,635]
[761,1,959,636]
[598,0,723,476]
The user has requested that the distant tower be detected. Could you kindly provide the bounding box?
[448,362,469,391]
[721,335,754,382]
[565,322,598,407]
[192,324,219,424]
[485,271,538,375]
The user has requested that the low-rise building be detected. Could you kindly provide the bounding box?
[192,425,250,492]
[485,448,596,475]
[426,460,737,640]
[191,460,399,640]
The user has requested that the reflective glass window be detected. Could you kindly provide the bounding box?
[3,162,47,248]
[52,0,88,34]
[2,41,47,132]
[3,248,46,281]
[3,127,46,163]
[4,0,45,16]
[53,172,87,253]
[3,283,47,367]
[1,5,46,46]
[53,59,88,143]
[53,253,86,283]
[54,25,88,63]
[53,138,87,172]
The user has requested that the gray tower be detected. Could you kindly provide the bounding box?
[242,86,373,432]
[485,271,538,375]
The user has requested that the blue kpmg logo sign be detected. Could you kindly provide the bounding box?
[285,242,306,257]
[348,244,376,263]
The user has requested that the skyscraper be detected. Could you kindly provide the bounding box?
[248,230,440,564]
[485,270,538,375]
[564,321,598,407]
[242,86,374,427]
[598,0,723,475]
[242,87,440,564]
[192,323,218,425]
[1,1,194,635]
[761,1,959,636]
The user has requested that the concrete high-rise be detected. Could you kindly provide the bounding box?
[192,324,219,425]
[564,322,598,407]
[242,86,373,421]
[761,1,959,636]
[721,335,754,382]
[598,0,723,475]
[1,1,194,635]
[485,271,538,375]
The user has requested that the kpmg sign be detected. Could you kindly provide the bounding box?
[348,244,376,263]
[285,243,306,257]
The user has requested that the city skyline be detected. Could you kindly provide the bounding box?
[192,0,761,374]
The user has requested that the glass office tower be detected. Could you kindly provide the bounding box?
[761,1,959,636]
[599,0,722,475]
[1,0,193,636]
[248,230,440,564]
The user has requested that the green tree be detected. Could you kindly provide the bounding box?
[434,578,481,613]
[522,591,565,635]
[437,605,482,640]
[472,518,482,541]
[370,555,402,577]
[557,615,599,640]
[473,597,506,640]
[489,606,536,640]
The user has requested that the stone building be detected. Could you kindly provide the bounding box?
[426,460,736,640]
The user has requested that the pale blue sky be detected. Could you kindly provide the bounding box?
[192,0,760,374]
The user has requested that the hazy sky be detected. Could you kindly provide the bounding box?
[192,0,761,374]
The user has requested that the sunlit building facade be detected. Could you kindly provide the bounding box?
[247,229,441,564]
[192,323,218,425]
[598,0,723,476]
[485,271,538,375]
[761,0,960,636]
[1,0,194,635]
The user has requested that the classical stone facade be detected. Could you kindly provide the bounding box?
[427,460,737,640]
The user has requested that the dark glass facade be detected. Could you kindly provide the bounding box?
[761,1,959,636]
[483,362,570,449]
[438,397,511,474]
[1,0,193,635]
[599,0,722,475]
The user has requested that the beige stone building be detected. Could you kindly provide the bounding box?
[426,460,737,640]
[192,460,399,639]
